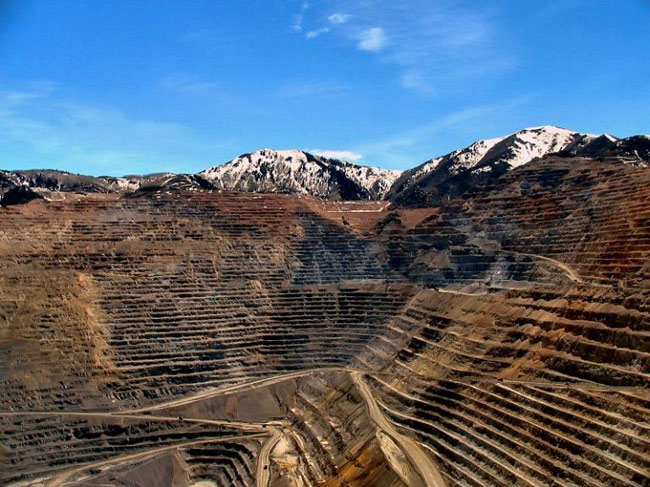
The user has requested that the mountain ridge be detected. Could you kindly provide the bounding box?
[387,125,648,206]
[2,125,648,205]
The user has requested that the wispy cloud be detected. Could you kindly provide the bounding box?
[292,14,304,32]
[306,27,330,39]
[292,1,311,33]
[376,3,511,94]
[292,1,514,95]
[158,74,251,109]
[358,27,386,52]
[308,149,362,161]
[0,81,58,105]
[160,74,219,96]
[351,95,532,166]
[328,13,350,24]
[296,7,351,39]
[0,83,229,175]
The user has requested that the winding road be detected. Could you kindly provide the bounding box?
[129,366,349,414]
[256,428,282,487]
[351,371,447,487]
[499,249,584,283]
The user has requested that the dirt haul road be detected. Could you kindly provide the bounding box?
[351,371,447,487]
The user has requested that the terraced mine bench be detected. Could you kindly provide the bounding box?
[1,156,649,486]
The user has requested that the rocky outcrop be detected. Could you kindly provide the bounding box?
[0,185,43,206]
[200,149,401,200]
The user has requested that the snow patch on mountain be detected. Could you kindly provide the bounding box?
[386,125,642,205]
[104,177,144,192]
[200,149,401,200]
[390,126,597,200]
[338,163,402,197]
[503,126,581,168]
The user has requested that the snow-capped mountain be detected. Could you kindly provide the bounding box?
[200,149,402,200]
[2,126,648,206]
[1,155,402,202]
[386,125,650,206]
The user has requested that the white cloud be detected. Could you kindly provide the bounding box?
[292,14,304,32]
[158,74,251,109]
[298,1,513,96]
[304,11,350,39]
[306,27,330,39]
[309,149,363,162]
[358,27,386,52]
[328,13,350,24]
[399,70,431,93]
[292,2,310,32]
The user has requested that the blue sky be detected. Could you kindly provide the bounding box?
[0,0,648,175]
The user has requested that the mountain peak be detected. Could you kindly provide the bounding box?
[520,124,575,133]
[199,148,401,200]
[387,125,649,206]
[248,148,307,158]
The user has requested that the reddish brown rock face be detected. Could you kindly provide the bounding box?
[1,156,649,487]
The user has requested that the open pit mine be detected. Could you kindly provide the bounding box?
[1,129,649,487]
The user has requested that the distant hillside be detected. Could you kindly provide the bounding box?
[2,126,648,205]
[387,125,649,206]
